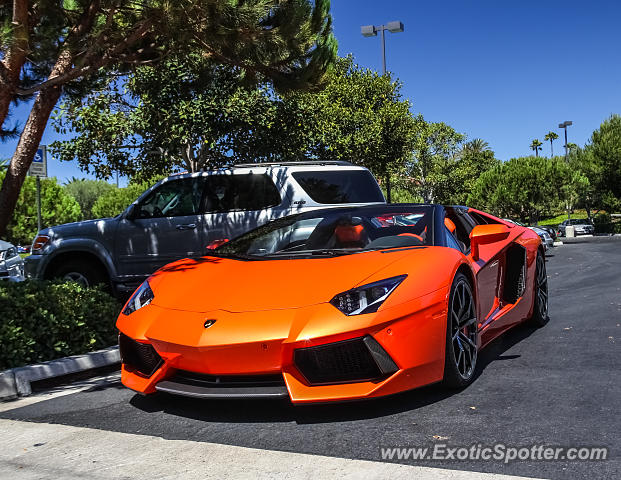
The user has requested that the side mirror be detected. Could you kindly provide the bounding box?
[469,224,510,261]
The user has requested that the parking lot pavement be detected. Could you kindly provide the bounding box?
[1,238,620,479]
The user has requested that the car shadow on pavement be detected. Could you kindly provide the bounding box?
[128,323,540,425]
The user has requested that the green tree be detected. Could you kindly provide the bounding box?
[468,156,565,223]
[442,140,499,205]
[544,131,559,157]
[53,56,417,200]
[292,56,416,199]
[581,114,621,212]
[91,178,162,219]
[0,0,337,238]
[0,173,81,244]
[462,138,489,154]
[64,178,115,220]
[404,118,465,203]
[52,55,279,179]
[530,139,543,157]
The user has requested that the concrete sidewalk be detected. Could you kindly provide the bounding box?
[0,418,541,480]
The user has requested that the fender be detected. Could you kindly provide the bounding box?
[43,238,118,280]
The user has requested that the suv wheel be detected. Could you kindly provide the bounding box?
[52,259,108,289]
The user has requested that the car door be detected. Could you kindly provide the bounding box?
[115,177,206,278]
[200,172,284,247]
[447,209,502,325]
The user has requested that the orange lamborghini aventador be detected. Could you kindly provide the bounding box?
[117,204,548,403]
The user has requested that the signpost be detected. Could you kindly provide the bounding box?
[28,146,48,232]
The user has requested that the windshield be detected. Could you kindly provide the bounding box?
[216,206,434,258]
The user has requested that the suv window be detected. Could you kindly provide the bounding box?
[292,170,384,204]
[137,178,204,218]
[204,174,281,213]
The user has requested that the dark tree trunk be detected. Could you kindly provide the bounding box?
[0,49,74,238]
[0,0,29,130]
[0,85,62,237]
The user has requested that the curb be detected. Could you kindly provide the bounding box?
[0,346,119,400]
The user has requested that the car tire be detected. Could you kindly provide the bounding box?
[442,273,478,389]
[528,251,549,327]
[52,259,109,289]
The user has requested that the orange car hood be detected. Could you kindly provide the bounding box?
[149,249,421,313]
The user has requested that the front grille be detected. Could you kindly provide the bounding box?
[118,333,163,377]
[294,335,397,385]
[172,371,286,388]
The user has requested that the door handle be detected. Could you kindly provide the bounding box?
[176,223,197,230]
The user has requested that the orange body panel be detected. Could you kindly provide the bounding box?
[117,210,542,404]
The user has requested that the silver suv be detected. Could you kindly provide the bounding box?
[25,162,385,295]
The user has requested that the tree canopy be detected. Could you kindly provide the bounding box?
[52,56,418,185]
[0,0,338,238]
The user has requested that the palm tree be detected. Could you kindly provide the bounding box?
[530,139,543,157]
[463,138,490,154]
[544,131,559,157]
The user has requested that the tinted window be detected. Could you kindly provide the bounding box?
[292,170,384,204]
[137,178,203,218]
[204,174,281,213]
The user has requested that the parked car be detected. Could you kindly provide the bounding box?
[17,245,30,254]
[117,204,547,403]
[529,227,554,251]
[25,162,386,295]
[558,219,594,236]
[537,225,557,241]
[0,240,25,282]
[502,219,553,251]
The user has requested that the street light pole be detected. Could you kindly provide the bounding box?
[558,120,573,223]
[361,21,404,203]
[558,120,573,162]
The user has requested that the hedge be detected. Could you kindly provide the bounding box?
[0,281,121,370]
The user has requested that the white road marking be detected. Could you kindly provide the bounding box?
[0,419,543,480]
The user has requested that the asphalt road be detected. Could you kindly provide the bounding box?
[2,238,620,479]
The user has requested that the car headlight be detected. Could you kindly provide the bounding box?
[330,275,407,316]
[122,280,154,316]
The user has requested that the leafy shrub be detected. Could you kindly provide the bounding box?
[594,212,621,233]
[0,281,121,370]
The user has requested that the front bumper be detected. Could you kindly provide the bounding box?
[117,288,448,403]
[24,254,46,279]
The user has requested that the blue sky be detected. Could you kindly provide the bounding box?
[2,0,620,183]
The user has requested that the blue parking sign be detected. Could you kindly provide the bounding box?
[29,145,47,177]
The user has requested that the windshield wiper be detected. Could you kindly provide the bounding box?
[268,248,353,257]
[310,249,353,256]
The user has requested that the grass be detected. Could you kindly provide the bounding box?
[19,253,29,259]
[538,210,589,226]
